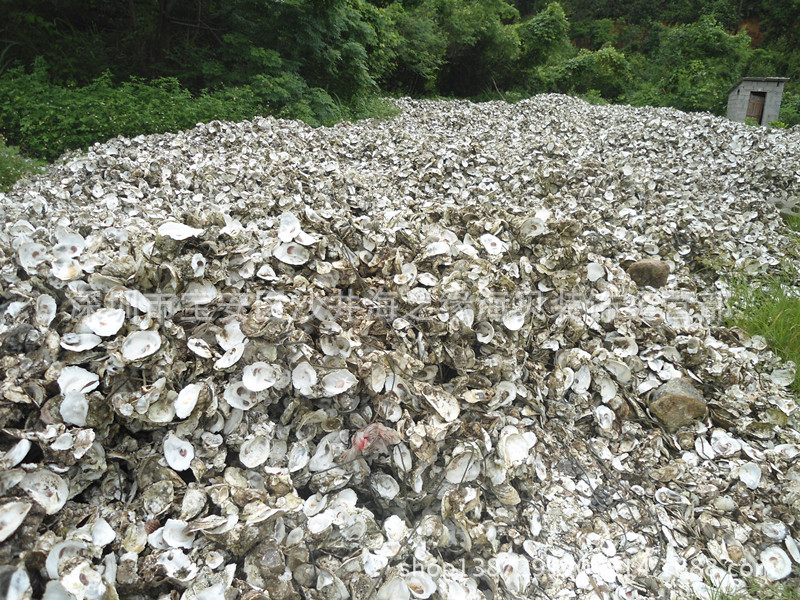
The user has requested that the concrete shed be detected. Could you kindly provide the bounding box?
[727,77,789,125]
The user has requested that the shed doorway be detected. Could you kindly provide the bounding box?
[746,91,767,124]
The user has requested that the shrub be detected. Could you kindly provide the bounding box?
[0,59,265,160]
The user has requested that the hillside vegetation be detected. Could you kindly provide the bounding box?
[0,0,798,167]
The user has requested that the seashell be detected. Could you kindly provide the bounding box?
[785,536,800,564]
[425,241,450,256]
[53,232,85,258]
[35,294,57,328]
[91,517,116,546]
[18,242,48,271]
[292,362,317,394]
[163,433,194,471]
[760,546,792,581]
[61,562,107,600]
[191,253,206,277]
[594,405,615,429]
[157,548,198,581]
[223,381,260,410]
[121,330,161,362]
[320,334,352,356]
[288,442,311,472]
[495,552,531,595]
[475,321,494,343]
[520,216,546,239]
[256,264,278,280]
[0,501,32,542]
[502,309,526,331]
[214,342,246,369]
[60,332,102,352]
[445,450,481,484]
[587,262,605,282]
[175,383,204,419]
[158,221,204,240]
[46,540,86,579]
[493,481,521,505]
[307,511,333,534]
[240,435,271,468]
[695,436,716,460]
[498,426,531,467]
[321,369,357,397]
[738,462,761,490]
[604,359,632,384]
[216,321,246,351]
[183,281,218,305]
[51,257,83,280]
[377,577,410,600]
[394,263,418,285]
[371,472,400,499]
[187,337,213,358]
[58,366,99,394]
[418,272,437,286]
[0,439,31,469]
[493,381,517,407]
[273,242,310,265]
[278,211,303,242]
[19,469,69,514]
[242,361,279,392]
[162,519,196,548]
[480,233,506,255]
[760,521,788,541]
[405,572,437,599]
[84,307,126,336]
[60,391,89,426]
[710,429,741,457]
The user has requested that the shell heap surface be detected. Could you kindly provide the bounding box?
[1,96,800,600]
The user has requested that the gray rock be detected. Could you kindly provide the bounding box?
[649,378,708,430]
[627,259,670,288]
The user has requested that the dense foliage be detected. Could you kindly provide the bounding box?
[0,0,798,163]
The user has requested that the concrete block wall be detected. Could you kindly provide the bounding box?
[727,79,787,125]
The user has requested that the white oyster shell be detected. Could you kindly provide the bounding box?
[120,330,161,361]
[60,391,89,426]
[35,294,57,328]
[0,501,32,543]
[84,307,125,336]
[58,366,99,394]
[738,462,762,490]
[164,433,194,471]
[242,361,279,392]
[760,546,792,581]
[321,369,357,397]
[158,221,204,240]
[18,242,48,271]
[19,469,69,514]
[60,332,102,352]
[175,383,204,419]
[223,380,260,410]
[273,241,310,265]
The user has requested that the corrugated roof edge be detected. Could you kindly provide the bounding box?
[727,77,790,95]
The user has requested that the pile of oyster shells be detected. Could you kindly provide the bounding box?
[1,96,800,600]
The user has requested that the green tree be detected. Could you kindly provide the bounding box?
[627,16,752,113]
[432,0,521,96]
[556,45,632,99]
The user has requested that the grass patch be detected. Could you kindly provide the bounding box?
[725,216,800,393]
[0,135,45,191]
[705,578,800,600]
[726,274,800,392]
